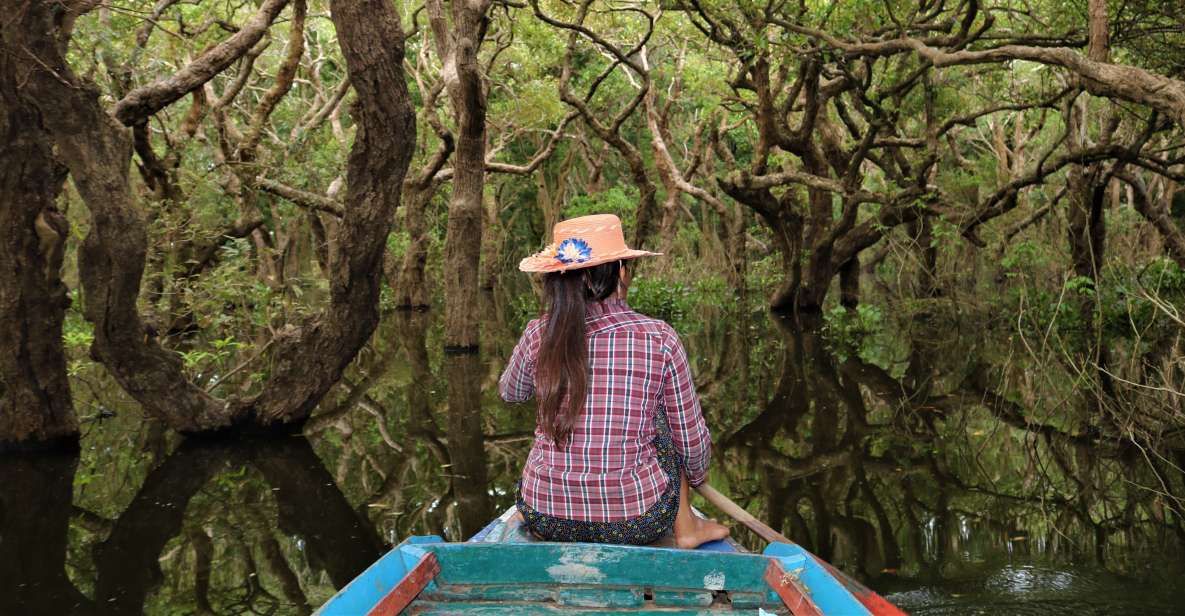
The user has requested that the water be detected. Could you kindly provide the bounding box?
[3,293,1184,614]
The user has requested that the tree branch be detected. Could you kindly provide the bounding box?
[253,177,344,217]
[113,0,290,125]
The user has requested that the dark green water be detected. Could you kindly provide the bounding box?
[3,293,1184,614]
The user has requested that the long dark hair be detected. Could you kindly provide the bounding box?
[536,260,623,445]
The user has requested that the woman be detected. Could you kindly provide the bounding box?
[499,214,729,548]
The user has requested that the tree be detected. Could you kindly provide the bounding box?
[431,0,494,351]
[0,3,79,447]
[665,0,1185,312]
[21,0,416,432]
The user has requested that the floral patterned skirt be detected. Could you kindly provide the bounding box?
[516,415,681,545]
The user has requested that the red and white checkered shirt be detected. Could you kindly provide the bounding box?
[499,298,711,522]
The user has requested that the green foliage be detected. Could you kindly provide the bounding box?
[821,304,885,362]
[1001,256,1185,353]
[1001,239,1052,276]
[1141,257,1185,292]
[629,278,695,326]
[1065,275,1096,297]
[563,186,638,228]
[178,336,243,371]
[62,314,94,350]
[929,218,960,250]
[747,253,785,296]
[509,290,542,332]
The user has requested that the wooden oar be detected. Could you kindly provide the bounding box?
[694,483,791,544]
[696,483,909,616]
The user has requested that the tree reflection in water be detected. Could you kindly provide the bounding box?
[1,436,381,615]
[713,311,1185,608]
[3,302,1184,614]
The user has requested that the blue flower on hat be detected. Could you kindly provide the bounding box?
[554,237,593,264]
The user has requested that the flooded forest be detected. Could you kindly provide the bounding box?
[2,0,1185,613]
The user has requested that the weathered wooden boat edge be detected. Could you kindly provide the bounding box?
[315,539,903,615]
[315,502,906,615]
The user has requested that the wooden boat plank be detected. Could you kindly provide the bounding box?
[650,590,713,607]
[763,560,824,616]
[408,600,772,615]
[725,591,779,610]
[369,553,439,616]
[423,543,775,593]
[424,584,644,608]
[424,584,788,612]
[558,587,645,608]
[425,583,561,602]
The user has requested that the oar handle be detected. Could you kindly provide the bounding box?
[694,483,792,545]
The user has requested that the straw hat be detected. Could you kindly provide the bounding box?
[519,214,661,273]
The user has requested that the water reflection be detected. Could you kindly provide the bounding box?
[1,450,85,614]
[443,351,492,538]
[2,436,380,615]
[2,299,1184,614]
[710,311,1185,613]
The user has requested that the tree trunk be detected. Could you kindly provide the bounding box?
[438,0,491,350]
[767,219,803,313]
[1067,169,1108,284]
[656,193,682,260]
[479,188,501,291]
[1121,176,1185,268]
[245,0,418,424]
[838,257,860,308]
[21,2,241,430]
[0,8,79,446]
[722,181,803,312]
[394,185,435,309]
[22,0,417,431]
[910,218,939,297]
[798,158,838,312]
[799,244,835,312]
[1068,0,1111,286]
[1065,0,1111,299]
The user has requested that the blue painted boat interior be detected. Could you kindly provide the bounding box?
[316,508,874,615]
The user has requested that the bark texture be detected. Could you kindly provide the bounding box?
[21,0,416,431]
[431,0,492,349]
[1066,0,1111,291]
[20,0,230,431]
[0,4,79,445]
[392,186,436,308]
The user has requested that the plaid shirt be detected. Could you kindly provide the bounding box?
[499,298,711,522]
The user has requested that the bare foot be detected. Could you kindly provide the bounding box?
[674,516,731,549]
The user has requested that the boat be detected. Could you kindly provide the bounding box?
[315,487,906,615]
